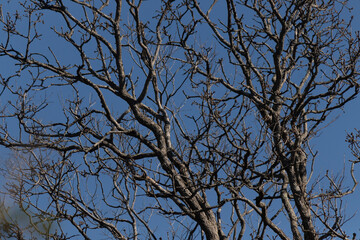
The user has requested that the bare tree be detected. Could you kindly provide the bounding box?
[0,0,360,239]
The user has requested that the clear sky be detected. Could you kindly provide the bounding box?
[313,1,360,234]
[1,0,360,238]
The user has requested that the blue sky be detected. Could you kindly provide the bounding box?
[1,0,360,238]
[311,1,360,233]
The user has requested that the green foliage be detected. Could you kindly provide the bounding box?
[0,199,57,240]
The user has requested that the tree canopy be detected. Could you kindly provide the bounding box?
[1,0,360,239]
